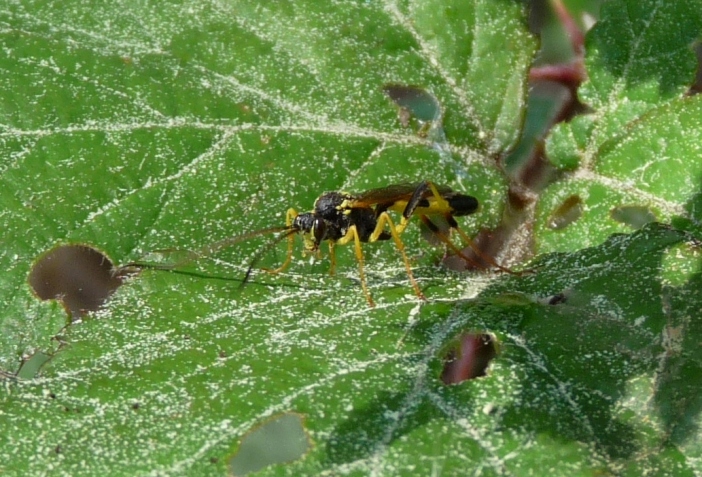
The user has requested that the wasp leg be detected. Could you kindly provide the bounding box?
[337,225,374,307]
[370,212,426,301]
[412,182,516,275]
[419,211,517,275]
[418,215,486,269]
[264,208,298,275]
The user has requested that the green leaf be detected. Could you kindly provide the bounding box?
[543,0,702,251]
[1,1,701,476]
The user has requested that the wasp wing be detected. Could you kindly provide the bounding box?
[348,182,454,209]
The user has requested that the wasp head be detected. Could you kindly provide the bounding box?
[292,213,328,252]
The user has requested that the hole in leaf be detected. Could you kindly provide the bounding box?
[382,84,441,124]
[609,204,657,229]
[28,245,125,319]
[228,412,312,476]
[441,333,498,385]
[547,194,583,230]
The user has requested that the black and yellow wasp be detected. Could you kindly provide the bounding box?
[128,181,509,306]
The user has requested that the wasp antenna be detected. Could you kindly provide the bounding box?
[198,225,290,257]
[116,253,193,274]
[240,228,298,289]
[119,225,291,276]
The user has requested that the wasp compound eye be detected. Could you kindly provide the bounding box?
[313,218,327,244]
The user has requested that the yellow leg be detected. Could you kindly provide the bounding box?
[337,226,374,307]
[370,212,426,301]
[427,181,451,211]
[264,208,298,274]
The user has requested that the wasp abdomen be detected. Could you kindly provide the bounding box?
[447,194,479,217]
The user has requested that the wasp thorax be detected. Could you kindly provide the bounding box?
[314,192,347,221]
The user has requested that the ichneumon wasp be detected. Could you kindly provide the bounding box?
[125,181,514,307]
